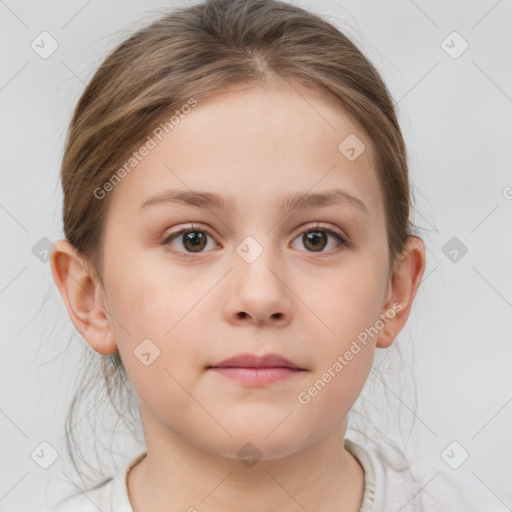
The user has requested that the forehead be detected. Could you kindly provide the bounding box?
[105,80,384,224]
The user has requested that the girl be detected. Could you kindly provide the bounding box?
[49,0,489,510]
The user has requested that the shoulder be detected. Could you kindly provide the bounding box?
[52,451,146,512]
[52,478,113,512]
[346,437,499,512]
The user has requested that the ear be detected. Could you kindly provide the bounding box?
[376,236,426,349]
[50,239,118,355]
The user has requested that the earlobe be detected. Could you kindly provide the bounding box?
[376,236,426,349]
[50,239,118,355]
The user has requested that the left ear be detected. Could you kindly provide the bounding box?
[376,236,426,349]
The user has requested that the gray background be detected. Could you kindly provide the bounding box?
[1,0,511,510]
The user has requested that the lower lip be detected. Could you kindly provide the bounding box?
[208,367,302,385]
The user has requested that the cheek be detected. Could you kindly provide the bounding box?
[105,248,191,334]
[111,299,206,432]
[300,254,383,401]
[293,338,374,443]
[106,253,213,368]
[313,259,385,348]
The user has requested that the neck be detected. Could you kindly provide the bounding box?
[128,416,365,512]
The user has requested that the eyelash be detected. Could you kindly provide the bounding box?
[160,222,349,259]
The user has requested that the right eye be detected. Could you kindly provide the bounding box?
[160,224,219,258]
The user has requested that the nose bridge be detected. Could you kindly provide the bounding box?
[234,232,282,293]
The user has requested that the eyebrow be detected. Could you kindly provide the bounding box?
[138,188,370,217]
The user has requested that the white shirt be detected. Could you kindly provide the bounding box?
[53,438,498,511]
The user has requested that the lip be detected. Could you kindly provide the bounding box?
[208,352,303,370]
[207,352,306,386]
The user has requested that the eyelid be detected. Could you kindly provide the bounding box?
[161,222,215,246]
[295,222,347,241]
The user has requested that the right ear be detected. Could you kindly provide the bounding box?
[50,239,118,355]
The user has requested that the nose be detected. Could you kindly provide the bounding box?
[222,247,293,328]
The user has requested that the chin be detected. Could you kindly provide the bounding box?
[201,425,312,463]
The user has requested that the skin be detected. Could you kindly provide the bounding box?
[51,78,426,512]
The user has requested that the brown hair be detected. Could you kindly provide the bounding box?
[57,0,421,493]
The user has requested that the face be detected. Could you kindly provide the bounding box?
[96,80,393,459]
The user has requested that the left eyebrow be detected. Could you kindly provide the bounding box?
[137,188,370,218]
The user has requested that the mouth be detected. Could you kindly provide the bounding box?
[207,352,307,386]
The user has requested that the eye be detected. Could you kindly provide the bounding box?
[290,223,348,256]
[160,224,217,258]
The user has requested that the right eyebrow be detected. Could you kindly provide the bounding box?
[138,189,235,214]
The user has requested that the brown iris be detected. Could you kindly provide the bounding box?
[181,231,207,252]
[303,231,328,252]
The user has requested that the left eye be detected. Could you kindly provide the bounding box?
[161,223,347,257]
[290,224,347,254]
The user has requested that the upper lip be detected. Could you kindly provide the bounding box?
[208,352,303,370]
